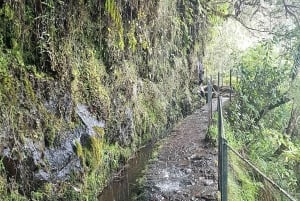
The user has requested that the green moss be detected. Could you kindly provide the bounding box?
[44,127,56,147]
[0,160,28,201]
[127,24,138,52]
[30,191,44,201]
[105,0,124,50]
[72,48,110,119]
[0,52,8,77]
[89,137,103,169]
[72,139,134,200]
[77,136,104,171]
[1,4,14,20]
[0,0,210,199]
[229,154,260,201]
[93,126,105,137]
[23,76,36,102]
[0,160,6,197]
[75,140,84,160]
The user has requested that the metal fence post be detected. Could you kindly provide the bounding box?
[207,80,212,126]
[218,96,222,190]
[218,96,228,201]
[222,139,228,201]
[218,72,220,93]
[210,75,213,123]
[222,72,224,87]
[229,69,232,101]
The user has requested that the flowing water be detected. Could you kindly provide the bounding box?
[98,144,153,201]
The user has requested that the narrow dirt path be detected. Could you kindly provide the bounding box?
[143,98,229,201]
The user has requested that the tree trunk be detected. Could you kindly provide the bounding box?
[274,103,299,156]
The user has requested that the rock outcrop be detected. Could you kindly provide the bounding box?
[0,0,218,199]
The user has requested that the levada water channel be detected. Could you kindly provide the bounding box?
[98,144,154,201]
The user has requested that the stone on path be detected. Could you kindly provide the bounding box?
[144,98,228,201]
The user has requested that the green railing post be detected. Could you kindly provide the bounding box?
[222,72,224,87]
[218,96,222,191]
[222,139,228,201]
[218,72,220,93]
[210,76,213,121]
[208,80,212,126]
[229,69,232,102]
[218,96,228,201]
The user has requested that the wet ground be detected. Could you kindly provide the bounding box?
[142,98,228,201]
[99,97,229,201]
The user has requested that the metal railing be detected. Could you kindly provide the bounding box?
[205,70,297,201]
[206,69,234,127]
[217,96,228,201]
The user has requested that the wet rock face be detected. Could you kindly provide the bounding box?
[118,107,134,146]
[1,128,84,193]
[76,104,105,136]
[106,106,135,146]
[30,78,74,121]
[43,127,85,182]
[0,103,104,193]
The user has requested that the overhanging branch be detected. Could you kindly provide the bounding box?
[282,0,300,28]
[233,17,274,33]
[255,94,291,124]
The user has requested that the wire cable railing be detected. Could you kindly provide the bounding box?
[205,71,297,201]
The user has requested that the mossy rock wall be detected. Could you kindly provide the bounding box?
[0,0,209,199]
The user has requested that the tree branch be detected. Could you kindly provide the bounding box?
[232,16,274,33]
[255,94,291,124]
[274,103,299,156]
[231,0,299,36]
[282,0,300,28]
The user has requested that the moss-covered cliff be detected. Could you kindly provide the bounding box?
[0,0,220,200]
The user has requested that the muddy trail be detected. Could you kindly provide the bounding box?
[142,98,229,201]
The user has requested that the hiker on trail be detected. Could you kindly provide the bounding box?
[197,60,205,98]
[197,60,204,86]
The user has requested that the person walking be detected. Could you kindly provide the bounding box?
[197,60,204,86]
[197,60,205,98]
